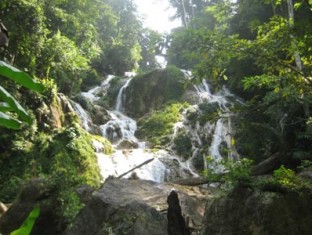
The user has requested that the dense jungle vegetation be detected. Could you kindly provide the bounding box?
[0,0,312,228]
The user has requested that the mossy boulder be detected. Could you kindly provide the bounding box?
[0,124,113,227]
[136,103,188,147]
[124,66,190,118]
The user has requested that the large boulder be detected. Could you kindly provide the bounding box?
[0,178,67,235]
[66,178,208,235]
[202,186,312,235]
[124,67,191,118]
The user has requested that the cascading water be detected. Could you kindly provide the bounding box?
[115,77,133,112]
[170,73,239,173]
[73,72,240,183]
[71,101,92,132]
[81,75,115,102]
[95,76,171,182]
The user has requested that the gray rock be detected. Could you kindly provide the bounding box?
[117,139,139,149]
[66,179,208,235]
[202,186,312,235]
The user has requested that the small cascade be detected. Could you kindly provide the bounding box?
[81,75,115,101]
[100,111,138,144]
[115,77,133,112]
[97,149,167,182]
[71,101,92,131]
[170,77,239,173]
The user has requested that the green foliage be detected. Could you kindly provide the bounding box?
[0,60,44,129]
[137,103,188,146]
[0,125,112,221]
[0,0,49,74]
[40,31,89,95]
[1,0,154,95]
[138,29,164,71]
[167,0,312,165]
[10,205,40,235]
[35,126,111,221]
[203,157,254,189]
[167,28,200,70]
[273,165,296,187]
[106,43,141,75]
[173,129,192,159]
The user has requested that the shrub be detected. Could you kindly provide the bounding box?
[136,103,188,146]
[173,129,192,159]
[273,165,296,187]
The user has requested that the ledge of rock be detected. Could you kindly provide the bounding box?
[66,178,209,235]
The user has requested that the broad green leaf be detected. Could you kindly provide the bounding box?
[0,61,44,92]
[0,111,21,129]
[10,206,40,235]
[0,102,12,112]
[0,86,32,124]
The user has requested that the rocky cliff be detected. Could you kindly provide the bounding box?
[202,186,312,235]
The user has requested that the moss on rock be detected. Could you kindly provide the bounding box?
[0,124,113,222]
[125,66,190,118]
[136,103,188,147]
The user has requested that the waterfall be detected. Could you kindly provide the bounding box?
[94,76,172,182]
[73,72,240,182]
[81,75,115,101]
[170,78,239,173]
[71,101,92,131]
[115,77,133,112]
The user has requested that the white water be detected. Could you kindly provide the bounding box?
[171,77,239,172]
[73,73,239,182]
[96,77,172,182]
[115,77,133,112]
[81,75,115,101]
[100,110,138,144]
[97,149,166,182]
[71,101,92,132]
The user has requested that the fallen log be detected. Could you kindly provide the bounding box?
[171,177,224,186]
[117,158,154,179]
[251,152,281,176]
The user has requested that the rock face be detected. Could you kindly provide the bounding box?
[37,93,77,131]
[202,186,312,235]
[66,179,208,235]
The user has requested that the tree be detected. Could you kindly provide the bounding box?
[138,29,164,71]
[166,0,312,165]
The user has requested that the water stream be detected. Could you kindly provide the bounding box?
[73,73,239,182]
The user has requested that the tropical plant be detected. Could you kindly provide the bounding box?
[10,206,40,235]
[0,60,44,129]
